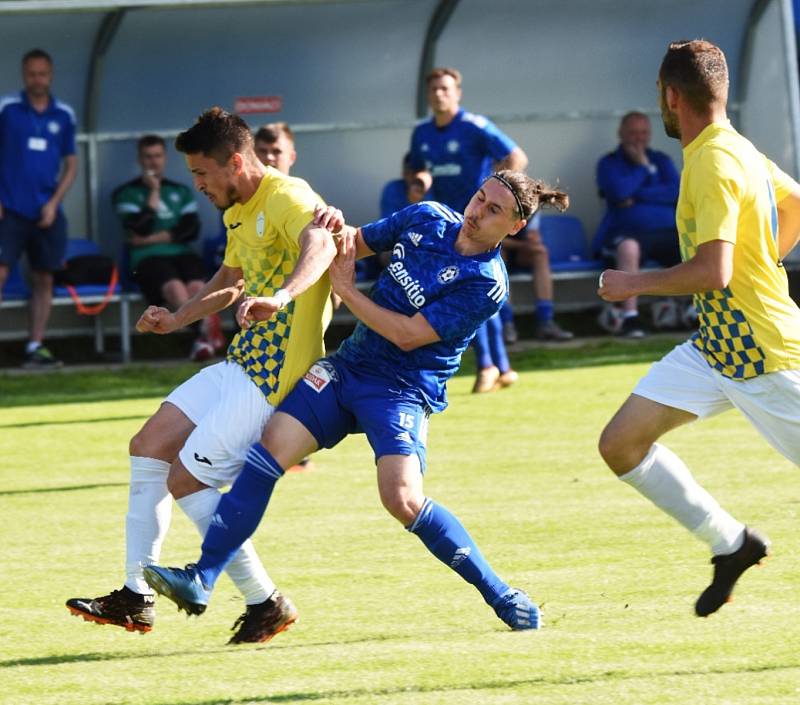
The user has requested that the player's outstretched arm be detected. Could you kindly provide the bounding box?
[598,239,733,301]
[329,233,439,351]
[777,189,800,259]
[136,264,244,334]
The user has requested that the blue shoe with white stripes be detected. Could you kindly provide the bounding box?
[143,564,209,616]
[492,588,542,630]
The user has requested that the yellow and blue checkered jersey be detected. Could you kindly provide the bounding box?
[678,120,800,379]
[223,168,332,404]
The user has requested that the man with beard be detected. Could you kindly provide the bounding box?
[598,40,800,616]
[67,107,337,644]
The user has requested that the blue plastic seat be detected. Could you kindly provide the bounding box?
[53,238,121,298]
[2,263,31,300]
[539,215,602,272]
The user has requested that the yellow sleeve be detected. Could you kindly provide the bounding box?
[221,209,241,268]
[766,158,800,203]
[691,148,743,246]
[270,181,324,244]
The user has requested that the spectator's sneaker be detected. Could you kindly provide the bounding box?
[497,369,519,388]
[472,365,500,393]
[66,587,154,633]
[597,303,623,333]
[189,338,215,362]
[695,527,770,617]
[535,320,575,341]
[228,590,299,644]
[617,315,646,339]
[492,588,542,630]
[202,312,226,351]
[23,345,63,369]
[143,564,209,616]
[502,321,519,344]
[287,457,314,473]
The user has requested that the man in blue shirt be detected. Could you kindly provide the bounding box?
[144,171,570,632]
[595,112,680,338]
[0,49,78,368]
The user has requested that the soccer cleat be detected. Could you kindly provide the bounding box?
[535,320,574,341]
[617,315,646,339]
[202,312,227,352]
[497,369,519,389]
[492,588,542,630]
[143,564,209,616]
[695,527,770,617]
[189,338,215,362]
[65,587,155,633]
[472,365,500,393]
[23,345,63,369]
[228,590,299,644]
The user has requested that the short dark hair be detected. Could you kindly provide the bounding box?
[425,67,462,87]
[659,39,729,113]
[137,134,166,153]
[254,122,294,145]
[175,107,253,166]
[492,169,569,221]
[22,48,52,66]
[620,111,650,129]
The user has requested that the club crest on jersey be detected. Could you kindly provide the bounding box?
[447,139,460,153]
[256,211,265,237]
[47,121,60,134]
[388,243,426,308]
[437,265,459,284]
[303,362,333,392]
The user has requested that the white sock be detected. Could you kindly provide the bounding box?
[620,443,745,555]
[177,487,275,604]
[125,457,172,594]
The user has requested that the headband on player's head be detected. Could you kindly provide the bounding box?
[489,173,525,220]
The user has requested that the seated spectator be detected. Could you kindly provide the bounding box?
[254,121,296,175]
[112,134,223,361]
[501,211,574,341]
[595,111,681,338]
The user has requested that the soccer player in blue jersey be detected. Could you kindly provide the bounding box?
[144,170,568,631]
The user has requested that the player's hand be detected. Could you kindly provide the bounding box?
[597,269,638,302]
[313,204,344,234]
[142,170,161,191]
[329,236,357,295]
[136,305,180,334]
[37,201,57,228]
[237,296,282,328]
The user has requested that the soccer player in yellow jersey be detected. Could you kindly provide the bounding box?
[66,108,337,642]
[597,40,800,616]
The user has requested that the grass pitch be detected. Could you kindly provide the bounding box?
[1,339,799,705]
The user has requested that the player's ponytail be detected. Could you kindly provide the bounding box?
[493,169,569,220]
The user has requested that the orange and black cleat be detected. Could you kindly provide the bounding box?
[66,587,155,633]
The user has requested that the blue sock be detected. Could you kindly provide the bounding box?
[485,313,510,373]
[407,498,509,606]
[196,443,284,588]
[536,299,554,324]
[499,299,514,325]
[473,321,493,369]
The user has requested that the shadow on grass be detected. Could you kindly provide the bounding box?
[0,414,147,429]
[99,661,800,704]
[0,482,128,497]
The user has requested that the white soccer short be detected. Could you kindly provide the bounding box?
[634,340,800,465]
[165,361,274,488]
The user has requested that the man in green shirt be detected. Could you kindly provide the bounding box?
[113,134,223,360]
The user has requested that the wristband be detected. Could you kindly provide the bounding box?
[275,288,293,310]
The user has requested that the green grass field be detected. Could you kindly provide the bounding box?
[2,341,799,705]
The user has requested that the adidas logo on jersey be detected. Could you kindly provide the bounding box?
[394,431,412,443]
[450,547,471,568]
[408,232,423,246]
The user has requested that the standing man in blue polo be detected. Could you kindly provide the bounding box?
[0,48,78,368]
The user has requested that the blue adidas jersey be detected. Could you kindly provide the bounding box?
[409,109,517,213]
[335,201,509,412]
[0,92,76,220]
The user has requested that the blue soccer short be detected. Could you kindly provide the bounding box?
[0,208,68,272]
[279,356,431,471]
